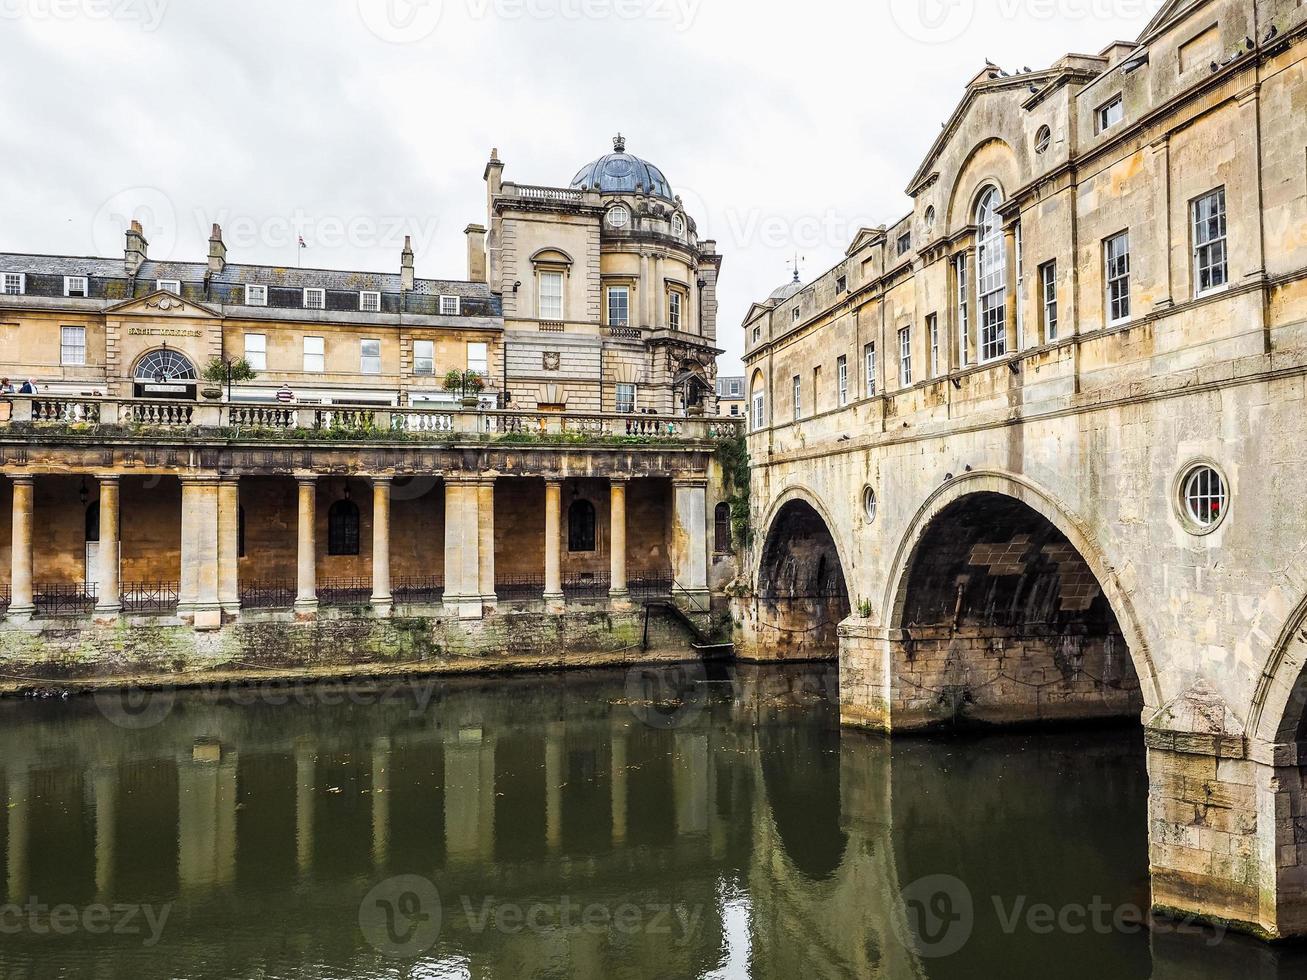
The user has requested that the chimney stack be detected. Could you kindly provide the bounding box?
[208,223,227,275]
[464,224,487,283]
[124,219,148,277]
[400,235,415,291]
[483,147,504,197]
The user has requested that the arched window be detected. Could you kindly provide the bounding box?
[133,348,197,382]
[85,501,100,542]
[328,499,360,556]
[975,187,1007,362]
[714,502,732,553]
[568,499,596,552]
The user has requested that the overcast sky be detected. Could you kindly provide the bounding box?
[0,0,1164,375]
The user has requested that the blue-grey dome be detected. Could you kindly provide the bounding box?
[570,135,674,201]
[768,271,804,302]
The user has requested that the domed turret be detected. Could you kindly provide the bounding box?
[570,134,674,202]
[768,268,804,303]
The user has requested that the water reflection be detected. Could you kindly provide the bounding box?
[0,666,1303,978]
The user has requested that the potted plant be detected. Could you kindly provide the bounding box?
[202,356,258,400]
[444,368,485,408]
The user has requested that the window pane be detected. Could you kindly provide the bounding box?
[60,326,86,366]
[539,272,563,320]
[975,189,1007,361]
[414,340,434,375]
[608,287,629,327]
[244,334,267,371]
[467,342,488,374]
[361,339,381,374]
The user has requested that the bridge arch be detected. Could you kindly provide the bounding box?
[879,470,1161,726]
[1249,589,1307,746]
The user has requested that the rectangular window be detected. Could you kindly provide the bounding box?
[1096,96,1124,133]
[978,244,1007,363]
[837,355,848,406]
[1105,231,1131,324]
[439,294,460,315]
[792,375,802,421]
[729,378,743,397]
[244,333,267,371]
[156,279,181,295]
[245,284,267,307]
[303,336,325,372]
[413,339,434,376]
[955,254,969,367]
[752,325,761,343]
[791,306,800,322]
[752,389,765,430]
[1014,221,1024,350]
[897,233,911,256]
[616,382,636,414]
[1,273,25,295]
[668,290,683,331]
[538,271,563,320]
[899,326,913,386]
[63,276,88,297]
[303,288,325,310]
[467,341,488,375]
[360,339,381,374]
[607,286,630,327]
[864,342,877,397]
[1193,187,1228,295]
[1040,261,1058,341]
[835,275,847,293]
[60,325,86,366]
[926,314,939,377]
[359,290,381,313]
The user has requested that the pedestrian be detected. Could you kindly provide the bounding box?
[275,383,294,404]
[0,378,13,394]
[18,379,36,394]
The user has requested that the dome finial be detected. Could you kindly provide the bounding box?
[613,132,626,153]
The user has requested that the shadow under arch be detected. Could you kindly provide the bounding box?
[880,470,1162,720]
[1249,590,1307,745]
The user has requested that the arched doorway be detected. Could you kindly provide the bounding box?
[133,348,198,399]
[754,497,851,660]
[888,490,1143,730]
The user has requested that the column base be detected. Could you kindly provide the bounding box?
[93,602,121,625]
[608,589,633,612]
[294,598,319,620]
[481,595,498,613]
[221,602,242,618]
[371,597,393,619]
[544,592,566,615]
[443,597,484,620]
[192,603,222,631]
[6,604,35,624]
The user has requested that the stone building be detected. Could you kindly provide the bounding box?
[740,0,1307,940]
[715,376,746,418]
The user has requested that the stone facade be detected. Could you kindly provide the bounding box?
[739,0,1307,939]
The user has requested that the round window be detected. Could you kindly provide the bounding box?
[606,205,630,229]
[923,206,936,232]
[1034,125,1052,155]
[1179,463,1228,531]
[671,213,686,236]
[861,486,877,523]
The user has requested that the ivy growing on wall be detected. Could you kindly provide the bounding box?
[715,432,752,547]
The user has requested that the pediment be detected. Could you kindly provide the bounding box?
[1138,0,1206,44]
[744,302,772,324]
[106,290,221,318]
[845,227,885,256]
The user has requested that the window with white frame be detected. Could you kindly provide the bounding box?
[63,276,88,298]
[752,325,761,343]
[1096,96,1124,133]
[955,253,969,367]
[976,188,1007,362]
[837,355,848,406]
[303,288,325,310]
[60,325,86,366]
[1104,231,1131,324]
[1181,464,1228,529]
[156,279,181,295]
[864,342,877,397]
[303,336,325,372]
[245,284,267,306]
[668,290,683,331]
[1040,261,1058,341]
[439,294,460,315]
[360,339,381,374]
[244,333,267,371]
[899,326,913,386]
[467,341,488,375]
[791,306,800,322]
[607,286,630,327]
[413,339,434,376]
[615,382,637,414]
[1,273,25,295]
[359,290,381,313]
[792,375,802,421]
[928,314,940,377]
[752,385,765,430]
[538,271,563,320]
[1193,187,1228,296]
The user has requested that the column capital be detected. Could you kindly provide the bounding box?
[218,473,241,487]
[295,474,318,488]
[369,474,394,487]
[672,476,708,489]
[544,475,566,486]
[609,475,630,486]
[443,472,480,486]
[180,473,222,487]
[8,473,34,486]
[95,473,121,485]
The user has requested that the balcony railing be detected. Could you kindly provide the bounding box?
[2,396,744,442]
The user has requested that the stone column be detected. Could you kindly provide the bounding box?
[93,768,115,897]
[654,255,665,328]
[181,476,222,630]
[477,478,497,609]
[609,478,631,610]
[295,476,318,617]
[8,475,35,620]
[639,253,652,327]
[371,477,392,617]
[545,721,564,850]
[217,477,240,617]
[295,744,315,875]
[177,753,238,889]
[670,478,709,607]
[610,730,628,846]
[94,475,121,618]
[443,476,483,620]
[6,767,28,902]
[673,733,710,837]
[371,737,390,868]
[543,478,565,614]
[444,728,494,863]
[1003,223,1019,357]
[963,246,979,367]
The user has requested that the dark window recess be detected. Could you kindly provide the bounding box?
[328,499,361,556]
[568,499,596,552]
[238,505,246,559]
[714,502,732,552]
[835,276,847,293]
[85,501,100,542]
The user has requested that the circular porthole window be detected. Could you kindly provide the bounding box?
[861,486,878,523]
[1034,125,1052,155]
[923,206,936,232]
[606,205,630,229]
[671,213,686,236]
[1176,462,1229,533]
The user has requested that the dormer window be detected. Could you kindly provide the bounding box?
[245,284,267,306]
[156,279,181,295]
[359,290,381,312]
[1096,96,1124,133]
[439,294,460,315]
[1,273,24,295]
[63,276,88,297]
[303,288,326,310]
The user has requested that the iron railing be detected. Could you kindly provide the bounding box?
[497,574,545,600]
[121,581,179,615]
[239,582,297,609]
[318,578,372,607]
[392,577,444,604]
[628,577,673,601]
[34,582,97,616]
[0,583,9,612]
[563,573,610,599]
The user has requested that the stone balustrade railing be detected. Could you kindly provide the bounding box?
[1,396,744,442]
